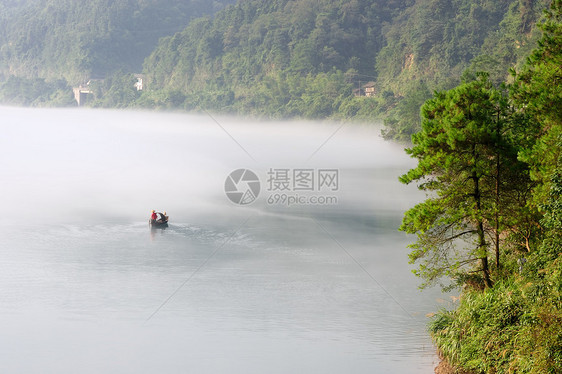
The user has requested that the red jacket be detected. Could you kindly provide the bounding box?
[151,212,157,220]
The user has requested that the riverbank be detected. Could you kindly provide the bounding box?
[435,362,473,374]
[434,354,476,374]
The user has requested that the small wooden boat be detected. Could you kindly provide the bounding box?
[149,218,168,228]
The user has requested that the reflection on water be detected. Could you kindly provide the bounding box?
[0,107,445,373]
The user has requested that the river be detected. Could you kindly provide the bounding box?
[0,106,447,373]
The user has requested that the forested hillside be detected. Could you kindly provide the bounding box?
[136,0,546,140]
[378,0,544,140]
[138,0,403,116]
[0,0,234,105]
[0,0,550,138]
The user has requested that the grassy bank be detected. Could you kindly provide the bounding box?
[429,256,562,373]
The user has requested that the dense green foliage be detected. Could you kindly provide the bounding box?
[0,76,75,106]
[137,0,546,128]
[428,163,562,372]
[1,0,544,127]
[400,73,534,290]
[379,0,545,141]
[0,0,234,92]
[401,1,562,372]
[377,0,542,92]
[512,0,562,207]
[429,265,562,373]
[139,0,399,117]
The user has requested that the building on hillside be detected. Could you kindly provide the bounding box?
[73,85,92,106]
[353,81,377,97]
[134,74,144,91]
[363,82,376,97]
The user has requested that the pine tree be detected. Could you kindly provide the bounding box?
[400,73,532,289]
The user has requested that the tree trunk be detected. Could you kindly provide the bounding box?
[495,111,501,269]
[494,162,500,269]
[478,220,493,288]
[472,146,493,288]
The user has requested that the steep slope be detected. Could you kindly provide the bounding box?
[376,0,543,94]
[378,0,546,141]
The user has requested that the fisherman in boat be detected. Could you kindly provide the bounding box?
[150,210,169,225]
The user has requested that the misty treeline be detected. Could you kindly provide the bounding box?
[0,0,547,136]
[399,1,562,372]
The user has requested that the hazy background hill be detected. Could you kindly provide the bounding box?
[0,0,234,81]
[0,0,234,105]
[0,0,549,139]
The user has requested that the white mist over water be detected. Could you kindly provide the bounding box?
[0,106,444,374]
[1,106,418,224]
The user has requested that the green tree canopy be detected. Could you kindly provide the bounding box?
[400,74,533,289]
[512,0,562,207]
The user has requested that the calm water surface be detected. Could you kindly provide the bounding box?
[0,107,447,373]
